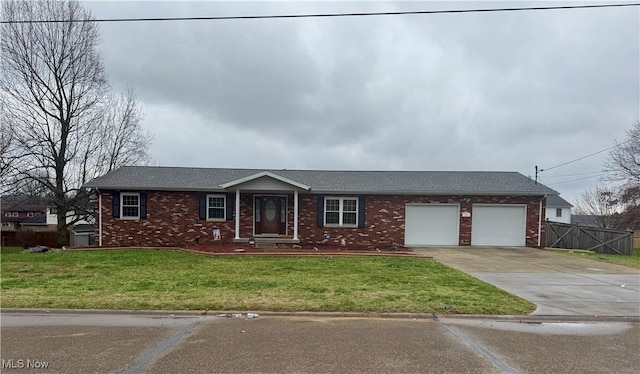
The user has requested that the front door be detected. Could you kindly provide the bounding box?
[255,196,286,235]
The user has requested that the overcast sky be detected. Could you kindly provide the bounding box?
[83,1,639,204]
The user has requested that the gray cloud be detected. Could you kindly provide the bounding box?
[85,1,639,203]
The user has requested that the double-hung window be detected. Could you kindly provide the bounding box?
[207,195,226,221]
[325,197,358,226]
[555,208,562,218]
[121,193,140,219]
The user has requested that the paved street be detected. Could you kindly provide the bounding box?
[1,312,639,374]
[415,247,640,316]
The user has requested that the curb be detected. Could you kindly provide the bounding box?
[2,308,639,323]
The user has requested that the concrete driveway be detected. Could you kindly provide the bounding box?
[414,247,640,316]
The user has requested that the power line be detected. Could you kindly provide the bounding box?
[540,137,636,173]
[547,174,604,186]
[534,134,636,183]
[542,146,613,172]
[1,3,638,24]
[543,170,606,178]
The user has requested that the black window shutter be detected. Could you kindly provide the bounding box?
[198,193,206,220]
[140,192,147,219]
[317,195,324,228]
[226,193,234,220]
[112,191,120,218]
[358,196,366,228]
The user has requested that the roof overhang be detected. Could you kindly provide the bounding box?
[310,190,555,196]
[220,171,311,191]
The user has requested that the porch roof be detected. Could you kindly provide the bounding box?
[83,166,558,196]
[220,171,311,190]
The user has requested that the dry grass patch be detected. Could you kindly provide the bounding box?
[552,248,640,269]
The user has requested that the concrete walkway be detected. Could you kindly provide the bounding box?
[414,247,640,316]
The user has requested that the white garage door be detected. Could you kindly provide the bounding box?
[404,205,459,246]
[471,205,526,246]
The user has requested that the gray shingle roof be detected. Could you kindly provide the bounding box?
[570,214,600,226]
[1,195,48,212]
[82,166,558,196]
[546,195,573,207]
[21,215,47,225]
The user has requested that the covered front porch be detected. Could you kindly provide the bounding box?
[222,171,310,246]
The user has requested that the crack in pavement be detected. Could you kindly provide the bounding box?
[433,314,519,374]
[118,318,201,374]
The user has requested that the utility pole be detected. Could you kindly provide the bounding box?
[535,165,544,184]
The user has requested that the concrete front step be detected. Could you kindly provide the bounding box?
[234,237,300,249]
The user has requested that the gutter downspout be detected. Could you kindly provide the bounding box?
[235,189,240,240]
[293,189,299,240]
[98,189,103,247]
[537,195,546,248]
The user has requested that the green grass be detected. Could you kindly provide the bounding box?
[553,248,640,269]
[0,246,25,255]
[0,247,534,314]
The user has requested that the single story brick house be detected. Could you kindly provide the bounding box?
[82,166,558,248]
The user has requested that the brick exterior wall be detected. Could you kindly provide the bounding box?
[95,190,545,248]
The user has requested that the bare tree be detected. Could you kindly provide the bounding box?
[574,184,621,228]
[0,112,16,185]
[605,121,640,186]
[612,186,640,230]
[603,121,640,230]
[1,1,152,246]
[79,87,152,183]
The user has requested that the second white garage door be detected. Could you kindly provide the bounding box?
[404,204,459,246]
[471,205,526,246]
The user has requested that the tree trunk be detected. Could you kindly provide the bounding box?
[56,212,68,247]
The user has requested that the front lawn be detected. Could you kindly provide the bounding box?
[0,248,534,314]
[552,248,640,269]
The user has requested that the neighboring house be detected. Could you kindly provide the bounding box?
[544,195,573,224]
[0,195,92,232]
[0,195,53,231]
[570,214,606,227]
[83,166,558,248]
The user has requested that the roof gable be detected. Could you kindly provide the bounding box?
[546,195,573,208]
[221,171,310,190]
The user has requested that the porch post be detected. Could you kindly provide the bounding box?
[98,189,102,247]
[235,189,241,240]
[293,189,299,240]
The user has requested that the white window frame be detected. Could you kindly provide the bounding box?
[207,194,226,221]
[555,208,562,218]
[121,192,140,219]
[324,197,358,227]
